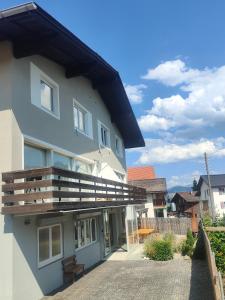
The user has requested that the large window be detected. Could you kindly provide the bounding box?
[75,218,97,249]
[41,80,54,112]
[98,121,110,148]
[24,144,47,169]
[53,152,72,170]
[74,160,92,175]
[38,224,62,268]
[73,99,93,138]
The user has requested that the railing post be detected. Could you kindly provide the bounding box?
[79,179,81,202]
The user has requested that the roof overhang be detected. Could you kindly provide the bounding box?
[0,2,145,149]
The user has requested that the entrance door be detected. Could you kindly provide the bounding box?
[103,209,111,256]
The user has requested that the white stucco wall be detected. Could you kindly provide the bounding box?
[200,181,225,217]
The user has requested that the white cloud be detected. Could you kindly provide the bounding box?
[138,114,176,131]
[139,60,225,132]
[167,170,200,188]
[124,83,147,104]
[134,137,225,164]
[141,59,203,86]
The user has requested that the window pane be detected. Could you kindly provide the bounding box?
[79,221,85,247]
[75,222,78,249]
[53,152,71,170]
[39,228,50,262]
[75,160,92,174]
[24,145,46,169]
[91,219,96,241]
[78,110,85,132]
[74,107,79,128]
[41,80,53,111]
[85,220,91,244]
[52,225,61,257]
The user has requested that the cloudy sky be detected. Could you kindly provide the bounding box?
[2,0,225,187]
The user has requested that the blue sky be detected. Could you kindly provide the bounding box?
[1,0,225,187]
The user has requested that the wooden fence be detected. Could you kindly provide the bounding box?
[140,217,192,235]
[202,227,224,300]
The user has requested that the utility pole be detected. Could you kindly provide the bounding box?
[204,152,216,220]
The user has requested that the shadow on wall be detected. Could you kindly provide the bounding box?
[189,231,214,300]
[189,259,214,300]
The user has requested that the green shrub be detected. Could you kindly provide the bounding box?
[144,234,173,261]
[208,231,225,274]
[181,229,196,257]
[202,214,213,227]
[163,232,175,245]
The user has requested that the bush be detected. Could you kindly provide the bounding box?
[144,234,173,261]
[208,231,225,274]
[202,214,213,227]
[181,229,196,257]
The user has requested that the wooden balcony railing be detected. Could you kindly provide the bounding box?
[1,167,147,215]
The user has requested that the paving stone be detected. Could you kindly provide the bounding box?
[47,257,214,300]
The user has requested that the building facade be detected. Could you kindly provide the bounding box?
[197,175,225,218]
[128,167,167,218]
[0,4,146,300]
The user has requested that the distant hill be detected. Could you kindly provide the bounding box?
[168,185,192,193]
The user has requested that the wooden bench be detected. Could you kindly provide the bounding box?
[62,255,85,283]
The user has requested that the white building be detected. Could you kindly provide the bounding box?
[198,174,225,218]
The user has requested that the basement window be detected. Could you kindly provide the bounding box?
[38,224,63,268]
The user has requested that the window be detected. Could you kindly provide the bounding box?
[30,62,60,118]
[41,80,53,111]
[98,121,110,148]
[73,99,93,138]
[75,218,97,249]
[74,160,92,174]
[24,144,47,169]
[38,224,62,268]
[53,152,72,170]
[115,136,123,157]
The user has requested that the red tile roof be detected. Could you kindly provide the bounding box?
[127,166,156,181]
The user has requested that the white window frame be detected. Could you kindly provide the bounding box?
[75,218,97,250]
[37,224,63,268]
[115,135,123,158]
[98,120,111,149]
[30,62,60,119]
[73,99,93,139]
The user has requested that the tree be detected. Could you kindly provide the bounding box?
[192,179,198,191]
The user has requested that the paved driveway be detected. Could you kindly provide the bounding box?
[47,257,213,300]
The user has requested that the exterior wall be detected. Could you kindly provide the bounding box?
[211,188,225,217]
[0,41,129,300]
[200,181,225,217]
[0,109,23,300]
[4,41,126,178]
[145,194,154,218]
[11,212,104,300]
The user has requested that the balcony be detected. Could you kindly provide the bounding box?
[1,167,147,215]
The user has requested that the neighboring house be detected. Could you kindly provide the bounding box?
[128,166,167,218]
[197,174,225,218]
[171,192,205,217]
[0,4,146,300]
